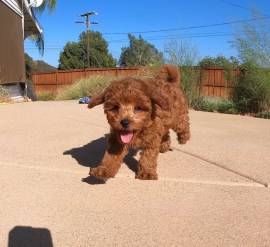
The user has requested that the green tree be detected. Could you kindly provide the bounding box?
[233,62,270,113]
[29,0,57,54]
[36,0,57,12]
[25,53,33,79]
[59,31,116,69]
[199,56,239,68]
[24,53,56,78]
[164,40,200,105]
[58,42,85,70]
[232,10,270,67]
[165,40,199,66]
[231,9,270,113]
[119,34,164,67]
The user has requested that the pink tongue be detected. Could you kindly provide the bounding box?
[120,132,133,144]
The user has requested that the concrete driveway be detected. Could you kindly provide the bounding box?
[0,101,270,247]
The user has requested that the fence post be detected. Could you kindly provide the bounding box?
[199,68,202,97]
[55,70,58,92]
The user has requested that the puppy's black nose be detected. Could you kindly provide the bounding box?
[120,119,129,128]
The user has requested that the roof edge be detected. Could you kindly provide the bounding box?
[1,0,23,17]
[22,0,43,37]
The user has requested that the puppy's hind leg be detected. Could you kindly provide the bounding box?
[159,132,172,153]
[173,113,190,145]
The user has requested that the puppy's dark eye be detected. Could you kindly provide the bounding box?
[134,106,143,113]
[111,105,119,112]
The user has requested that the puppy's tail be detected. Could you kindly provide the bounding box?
[158,64,180,85]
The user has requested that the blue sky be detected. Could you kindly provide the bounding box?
[24,0,270,67]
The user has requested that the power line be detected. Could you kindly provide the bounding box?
[25,15,270,51]
[25,16,270,50]
[103,16,270,35]
[24,32,235,51]
[25,31,232,47]
[138,31,232,40]
[24,31,231,45]
[114,33,233,42]
[219,0,270,17]
[219,0,253,12]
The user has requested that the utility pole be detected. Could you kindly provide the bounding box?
[76,11,98,68]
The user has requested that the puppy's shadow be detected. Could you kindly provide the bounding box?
[63,135,139,184]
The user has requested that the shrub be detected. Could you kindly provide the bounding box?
[56,75,115,100]
[25,80,37,101]
[164,40,200,105]
[0,85,9,102]
[191,96,217,112]
[180,67,200,106]
[192,96,238,114]
[255,112,270,119]
[233,62,270,113]
[216,99,237,114]
[55,69,155,101]
[0,85,9,96]
[37,91,56,101]
[226,107,239,115]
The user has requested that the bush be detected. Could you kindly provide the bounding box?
[255,112,270,119]
[0,85,9,97]
[226,107,239,115]
[180,67,200,106]
[233,62,270,113]
[37,91,56,101]
[56,75,115,100]
[216,99,237,114]
[192,96,218,112]
[0,85,9,102]
[25,80,37,101]
[55,69,155,101]
[192,96,238,114]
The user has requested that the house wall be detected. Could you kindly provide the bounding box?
[0,0,25,84]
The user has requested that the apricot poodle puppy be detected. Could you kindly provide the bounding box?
[88,64,190,180]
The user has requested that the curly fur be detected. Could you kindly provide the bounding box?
[88,65,190,180]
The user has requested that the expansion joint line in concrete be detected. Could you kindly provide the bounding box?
[173,147,269,188]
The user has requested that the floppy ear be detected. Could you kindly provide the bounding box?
[88,91,106,109]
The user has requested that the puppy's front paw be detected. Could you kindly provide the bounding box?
[89,166,114,179]
[159,144,172,153]
[177,132,190,144]
[135,169,158,180]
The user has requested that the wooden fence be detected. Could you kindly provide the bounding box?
[199,68,239,98]
[32,67,239,98]
[31,67,141,93]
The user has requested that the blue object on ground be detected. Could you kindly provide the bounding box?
[79,97,91,104]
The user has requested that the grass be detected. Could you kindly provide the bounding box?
[55,69,155,101]
[56,75,114,100]
[37,71,240,117]
[37,91,56,101]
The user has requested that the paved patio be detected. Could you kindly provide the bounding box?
[0,101,270,246]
